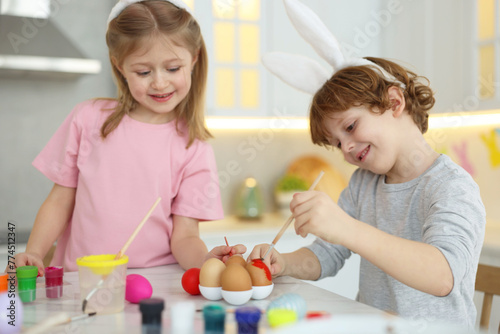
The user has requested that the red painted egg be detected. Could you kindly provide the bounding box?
[181,268,201,295]
[246,259,272,286]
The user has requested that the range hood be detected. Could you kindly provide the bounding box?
[0,0,101,79]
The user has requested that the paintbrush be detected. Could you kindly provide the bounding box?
[82,197,162,312]
[261,171,325,261]
[24,312,97,334]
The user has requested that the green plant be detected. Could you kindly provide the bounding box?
[275,174,308,192]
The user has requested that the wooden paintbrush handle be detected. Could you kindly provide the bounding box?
[271,215,294,245]
[116,197,162,259]
[268,171,325,248]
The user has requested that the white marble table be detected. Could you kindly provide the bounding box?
[16,264,480,334]
[19,264,383,333]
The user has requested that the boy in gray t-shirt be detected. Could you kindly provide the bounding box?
[249,57,485,329]
[306,154,485,328]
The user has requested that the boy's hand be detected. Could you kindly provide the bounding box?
[247,244,285,278]
[291,190,353,246]
[6,252,45,277]
[205,244,247,263]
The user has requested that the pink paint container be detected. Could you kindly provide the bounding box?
[45,266,64,298]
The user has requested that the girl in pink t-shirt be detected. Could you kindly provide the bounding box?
[12,0,243,273]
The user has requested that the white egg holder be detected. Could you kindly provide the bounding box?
[199,283,274,306]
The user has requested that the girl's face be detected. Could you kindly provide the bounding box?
[325,105,401,176]
[118,35,197,123]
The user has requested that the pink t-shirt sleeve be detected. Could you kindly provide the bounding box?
[32,103,84,188]
[171,143,224,221]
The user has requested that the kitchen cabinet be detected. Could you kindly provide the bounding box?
[267,0,491,116]
[380,0,481,113]
[199,0,495,117]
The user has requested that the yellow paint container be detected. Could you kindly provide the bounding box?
[76,254,128,314]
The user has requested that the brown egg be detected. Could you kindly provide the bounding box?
[199,258,226,287]
[246,259,272,286]
[221,264,252,291]
[225,255,247,267]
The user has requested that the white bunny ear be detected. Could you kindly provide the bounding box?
[262,0,406,95]
[283,0,346,70]
[262,52,329,95]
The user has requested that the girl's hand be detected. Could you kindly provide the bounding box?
[290,190,353,245]
[247,244,285,278]
[205,244,247,263]
[7,252,45,277]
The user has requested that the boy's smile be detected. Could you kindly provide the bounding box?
[357,145,370,162]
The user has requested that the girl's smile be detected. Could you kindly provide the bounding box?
[150,92,174,103]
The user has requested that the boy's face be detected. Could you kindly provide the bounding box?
[324,105,401,175]
[118,35,198,123]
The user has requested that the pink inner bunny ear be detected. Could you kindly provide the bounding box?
[262,52,329,94]
[283,0,345,70]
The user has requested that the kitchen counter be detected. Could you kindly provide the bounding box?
[199,212,286,234]
[16,264,475,334]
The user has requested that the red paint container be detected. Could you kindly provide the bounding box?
[45,266,64,298]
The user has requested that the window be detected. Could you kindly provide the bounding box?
[212,0,262,114]
[193,0,265,116]
[477,0,499,101]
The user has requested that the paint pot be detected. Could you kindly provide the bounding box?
[16,266,38,303]
[76,254,128,314]
[0,273,7,293]
[203,304,225,334]
[139,297,164,334]
[235,306,261,334]
[45,266,64,298]
[266,293,306,320]
[171,301,195,334]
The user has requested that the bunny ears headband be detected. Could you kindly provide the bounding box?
[262,0,406,95]
[107,0,192,25]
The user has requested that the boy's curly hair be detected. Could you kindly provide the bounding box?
[310,57,435,147]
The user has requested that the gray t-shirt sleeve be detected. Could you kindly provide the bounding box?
[422,169,485,293]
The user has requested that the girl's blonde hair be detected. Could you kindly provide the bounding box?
[101,0,211,147]
[310,57,435,147]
